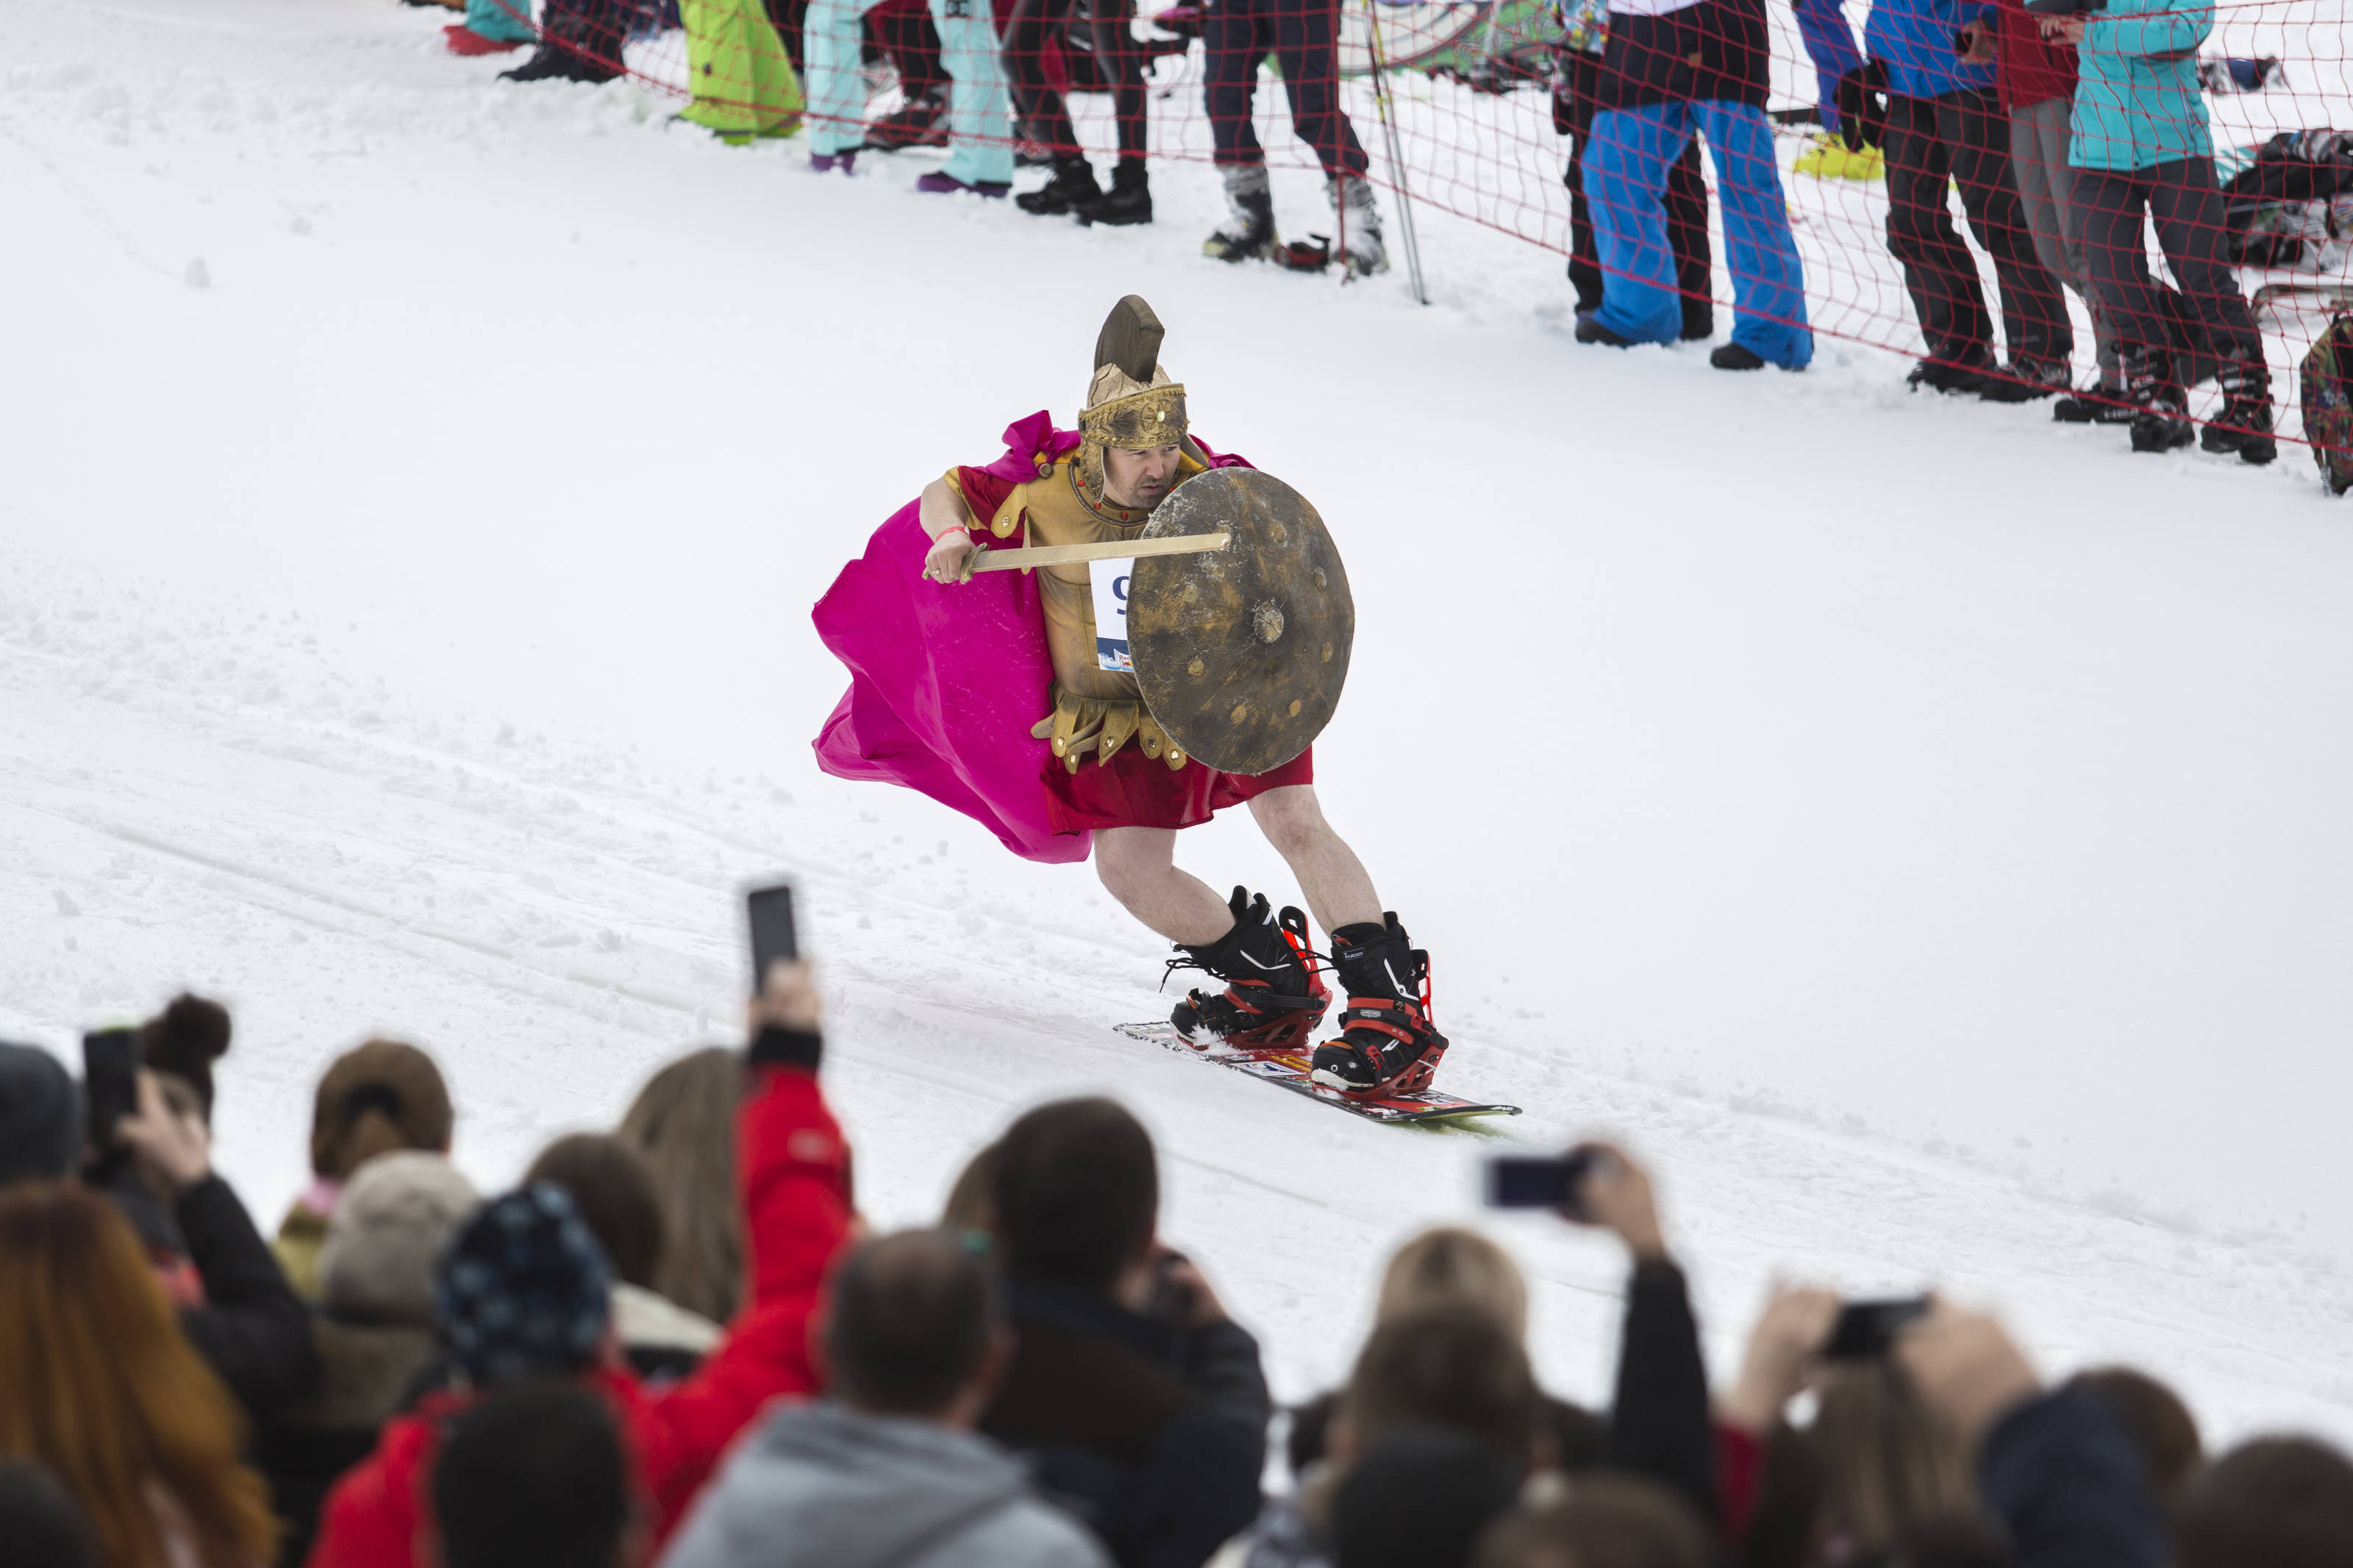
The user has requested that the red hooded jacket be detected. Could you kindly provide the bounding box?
[304,1062,851,1568]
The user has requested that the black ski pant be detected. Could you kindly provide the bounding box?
[2073,158,2257,374]
[1202,0,1368,179]
[1561,51,1712,334]
[1883,87,2071,366]
[1004,0,1148,160]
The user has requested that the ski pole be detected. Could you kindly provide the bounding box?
[1362,0,1430,304]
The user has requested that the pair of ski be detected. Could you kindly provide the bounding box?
[1115,1020,1521,1128]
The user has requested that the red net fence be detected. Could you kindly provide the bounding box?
[471,0,2353,473]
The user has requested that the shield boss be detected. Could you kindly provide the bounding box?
[1129,468,1354,775]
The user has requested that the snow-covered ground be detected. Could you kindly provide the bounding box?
[7,0,2353,1451]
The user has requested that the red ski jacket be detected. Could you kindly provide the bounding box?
[304,1062,851,1568]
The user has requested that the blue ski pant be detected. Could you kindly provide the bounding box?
[1585,99,1813,368]
[807,0,1014,183]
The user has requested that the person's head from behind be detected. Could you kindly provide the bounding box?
[318,1151,480,1328]
[431,1382,636,1568]
[1338,1306,1543,1472]
[0,1461,99,1568]
[616,1046,743,1324]
[310,1039,454,1184]
[820,1228,1007,1426]
[0,1043,81,1189]
[1472,1474,1713,1568]
[0,1182,275,1568]
[1806,1359,1974,1560]
[940,1139,1001,1237]
[137,995,232,1125]
[2067,1366,2202,1511]
[2175,1435,2353,1568]
[993,1098,1157,1297]
[1335,1424,1524,1568]
[524,1134,666,1292]
[436,1184,613,1389]
[1378,1227,1529,1342]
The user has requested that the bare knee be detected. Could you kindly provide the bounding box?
[1093,830,1167,907]
[1251,787,1327,861]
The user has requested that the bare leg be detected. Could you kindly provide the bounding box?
[1094,826,1235,945]
[1248,785,1380,937]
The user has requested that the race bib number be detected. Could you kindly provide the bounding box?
[1092,556,1135,673]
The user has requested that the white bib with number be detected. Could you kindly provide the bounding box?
[1091,556,1136,673]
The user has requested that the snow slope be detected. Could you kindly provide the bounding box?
[6,0,2353,1446]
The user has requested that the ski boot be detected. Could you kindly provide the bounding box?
[1977,358,2072,404]
[1167,888,1329,1050]
[1330,174,1387,278]
[2124,350,2193,454]
[2052,376,2134,424]
[1018,155,1101,215]
[1076,157,1154,227]
[2202,359,2278,465]
[1204,165,1277,262]
[499,10,625,82]
[1308,914,1447,1097]
[865,89,949,151]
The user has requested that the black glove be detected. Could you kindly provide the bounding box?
[1834,59,1888,152]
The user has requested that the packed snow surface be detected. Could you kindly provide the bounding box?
[7,0,2353,1448]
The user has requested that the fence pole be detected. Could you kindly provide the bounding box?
[1361,0,1430,304]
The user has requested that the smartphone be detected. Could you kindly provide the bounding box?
[1146,1247,1200,1324]
[1484,1149,1602,1212]
[1824,1296,1931,1358]
[82,1028,140,1150]
[746,882,798,995]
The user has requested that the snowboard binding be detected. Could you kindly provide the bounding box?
[1309,915,1449,1097]
[1167,890,1331,1052]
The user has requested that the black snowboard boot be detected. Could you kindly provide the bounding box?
[499,10,624,83]
[2124,350,2194,454]
[2202,359,2278,465]
[1204,165,1277,262]
[1168,888,1329,1050]
[865,88,948,150]
[1018,155,1100,215]
[1076,157,1154,226]
[1308,914,1447,1096]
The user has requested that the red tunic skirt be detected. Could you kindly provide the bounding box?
[1041,745,1315,834]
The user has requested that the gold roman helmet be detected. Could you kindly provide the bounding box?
[1075,296,1189,497]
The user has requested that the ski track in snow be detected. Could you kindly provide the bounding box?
[6,0,2353,1450]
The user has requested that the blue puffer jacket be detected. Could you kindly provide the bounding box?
[2068,0,2212,170]
[1791,0,1995,102]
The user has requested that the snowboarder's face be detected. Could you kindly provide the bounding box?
[1103,444,1181,509]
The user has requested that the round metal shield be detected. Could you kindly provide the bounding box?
[1128,468,1355,776]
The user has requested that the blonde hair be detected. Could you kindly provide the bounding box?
[0,1183,277,1568]
[618,1047,744,1323]
[1809,1362,1974,1556]
[1378,1228,1529,1340]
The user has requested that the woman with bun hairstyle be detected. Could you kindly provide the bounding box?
[273,1042,453,1300]
[0,1181,279,1568]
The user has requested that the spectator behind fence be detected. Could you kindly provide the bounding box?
[432,1383,640,1568]
[619,1046,747,1325]
[273,1039,454,1300]
[0,1461,101,1568]
[1333,1425,1524,1568]
[1795,0,2071,397]
[1472,1473,1713,1568]
[255,1152,480,1567]
[2175,1435,2353,1568]
[308,960,853,1568]
[803,0,1016,190]
[526,1133,724,1382]
[1199,0,1385,273]
[1554,0,1713,344]
[0,1040,81,1187]
[1007,0,1155,223]
[0,1181,279,1568]
[497,0,629,81]
[2043,0,2277,462]
[658,1228,1113,1568]
[1574,0,1811,370]
[2068,1366,2203,1511]
[671,0,806,143]
[981,1096,1268,1568]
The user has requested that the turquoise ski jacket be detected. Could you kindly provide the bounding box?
[2068,0,2213,171]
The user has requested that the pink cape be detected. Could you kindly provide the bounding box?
[810,412,1249,864]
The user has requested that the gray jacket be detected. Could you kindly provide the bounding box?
[658,1402,1113,1568]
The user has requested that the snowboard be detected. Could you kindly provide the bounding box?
[1115,1022,1522,1127]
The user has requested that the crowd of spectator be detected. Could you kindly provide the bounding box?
[4,970,2350,1568]
[414,0,2289,463]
